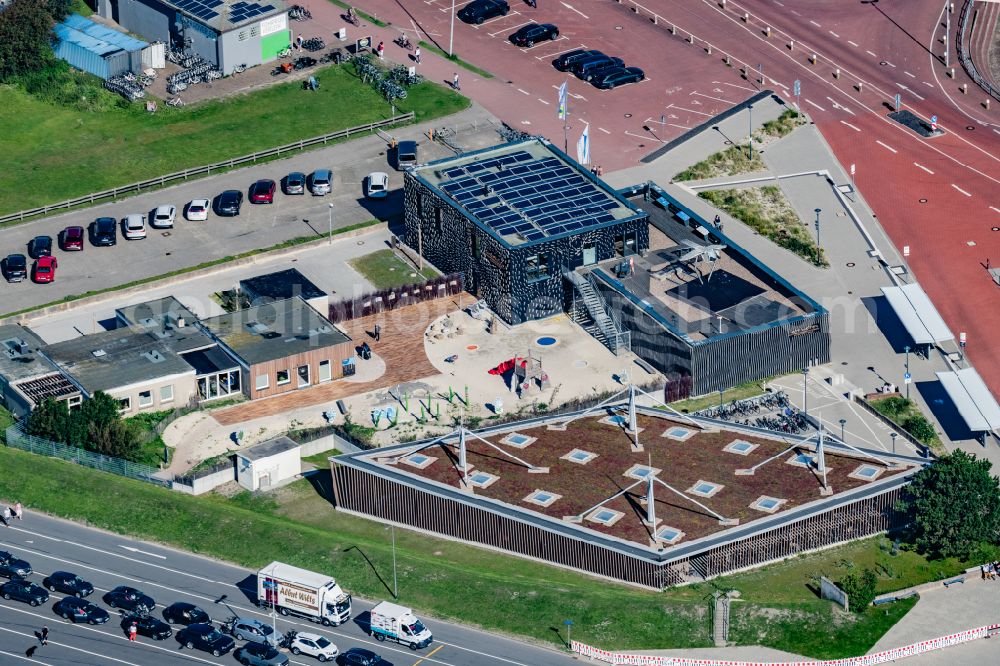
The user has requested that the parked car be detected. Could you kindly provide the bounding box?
[308,169,332,195]
[579,57,626,82]
[236,641,289,666]
[28,235,53,258]
[510,23,559,47]
[341,647,393,666]
[186,199,210,221]
[60,226,85,251]
[593,66,645,89]
[395,141,418,170]
[366,172,389,199]
[0,579,49,606]
[553,48,602,71]
[151,204,176,229]
[122,612,173,640]
[0,551,32,579]
[177,622,235,657]
[31,256,58,284]
[162,601,210,625]
[249,179,277,204]
[571,53,621,79]
[103,585,155,613]
[284,172,307,195]
[2,254,27,283]
[53,597,110,624]
[89,217,118,246]
[457,0,508,24]
[230,617,278,645]
[215,190,244,216]
[43,571,94,598]
[289,632,338,661]
[123,214,147,240]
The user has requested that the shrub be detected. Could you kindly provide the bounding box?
[838,568,879,611]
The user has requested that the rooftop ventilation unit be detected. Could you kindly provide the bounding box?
[91,349,107,358]
[142,350,166,363]
[247,322,269,334]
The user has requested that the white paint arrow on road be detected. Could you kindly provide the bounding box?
[119,545,166,559]
[560,1,589,19]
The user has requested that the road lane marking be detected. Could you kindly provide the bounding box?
[885,60,896,67]
[809,20,821,27]
[691,91,733,104]
[922,81,934,87]
[668,104,713,117]
[829,30,840,37]
[840,120,861,131]
[718,81,757,92]
[991,206,1000,214]
[560,1,589,18]
[516,88,530,95]
[904,70,916,78]
[667,123,692,130]
[413,644,446,666]
[536,98,549,104]
[951,184,971,196]
[866,50,877,57]
[805,98,826,110]
[896,83,926,101]
[624,130,664,141]
[876,140,898,153]
[914,162,934,174]
[597,127,611,134]
[826,96,855,114]
[119,545,166,560]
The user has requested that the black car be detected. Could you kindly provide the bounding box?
[2,253,27,282]
[553,48,602,71]
[284,171,307,194]
[510,23,559,47]
[571,53,621,79]
[579,57,625,82]
[1,579,49,606]
[215,190,243,216]
[0,551,32,579]
[235,641,289,666]
[28,235,53,259]
[43,571,93,598]
[103,585,155,613]
[89,217,118,246]
[457,0,509,24]
[162,601,210,625]
[593,66,645,89]
[177,622,236,657]
[342,648,393,666]
[53,597,110,624]
[122,612,173,640]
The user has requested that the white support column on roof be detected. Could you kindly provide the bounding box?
[645,476,656,526]
[458,428,468,484]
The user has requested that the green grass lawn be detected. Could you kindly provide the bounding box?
[0,64,468,216]
[668,377,772,414]
[349,249,439,289]
[0,445,956,658]
[868,396,942,451]
[301,448,342,467]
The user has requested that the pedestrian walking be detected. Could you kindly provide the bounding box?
[528,0,537,7]
[40,626,49,646]
[1,506,11,527]
[374,323,381,342]
[596,165,603,177]
[25,645,37,658]
[453,72,460,90]
[377,41,385,59]
[414,46,421,64]
[129,622,138,641]
[14,501,22,520]
[296,34,303,51]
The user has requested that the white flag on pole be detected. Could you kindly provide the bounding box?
[558,81,568,120]
[576,123,591,165]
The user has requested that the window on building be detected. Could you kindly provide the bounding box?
[319,360,332,382]
[276,369,291,385]
[297,364,310,387]
[138,390,153,408]
[525,253,549,282]
[160,385,174,403]
[117,397,131,413]
[471,233,480,259]
[255,374,269,391]
[66,395,82,411]
[434,207,443,233]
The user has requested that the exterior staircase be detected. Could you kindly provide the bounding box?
[564,271,631,356]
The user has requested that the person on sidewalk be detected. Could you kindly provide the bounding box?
[14,501,22,520]
[414,46,421,64]
[453,72,460,90]
[374,323,381,342]
[129,622,138,641]
[40,626,49,646]
[296,34,303,51]
[1,506,11,527]
[377,41,385,60]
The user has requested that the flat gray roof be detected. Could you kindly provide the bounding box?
[936,368,1000,432]
[239,435,299,461]
[881,284,954,345]
[0,324,59,383]
[199,297,351,366]
[240,268,325,303]
[42,327,206,393]
[116,296,198,332]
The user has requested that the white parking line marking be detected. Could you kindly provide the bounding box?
[914,162,934,174]
[904,70,916,78]
[805,98,826,110]
[847,40,859,47]
[519,35,567,52]
[876,140,898,153]
[667,123,693,130]
[719,81,757,92]
[598,127,611,134]
[991,206,1000,214]
[624,129,663,141]
[560,1,589,19]
[668,104,713,117]
[516,88,530,95]
[537,98,550,105]
[885,60,896,67]
[791,9,801,16]
[951,184,972,196]
[866,50,878,57]
[691,91,734,104]
[535,44,585,61]
[809,20,821,27]
[840,120,861,131]
[829,30,840,37]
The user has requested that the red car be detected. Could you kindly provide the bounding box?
[32,256,57,283]
[249,179,276,204]
[60,226,85,251]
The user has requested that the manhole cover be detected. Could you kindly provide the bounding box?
[842,361,849,365]
[573,359,589,368]
[624,113,632,118]
[724,140,732,145]
[919,198,928,203]
[162,231,171,237]
[356,240,364,245]
[993,227,1000,232]
[846,262,855,267]
[615,25,623,30]
[966,125,975,130]
[466,344,479,351]
[880,61,888,66]
[165,252,172,256]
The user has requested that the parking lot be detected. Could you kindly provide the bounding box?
[0,104,499,317]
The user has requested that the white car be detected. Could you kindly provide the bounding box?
[151,204,176,229]
[122,214,147,240]
[366,172,389,199]
[186,199,210,221]
[289,632,338,662]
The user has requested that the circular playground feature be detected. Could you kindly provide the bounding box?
[466,344,479,351]
[535,336,559,347]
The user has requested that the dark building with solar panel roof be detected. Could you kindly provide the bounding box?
[98,0,290,75]
[405,139,829,398]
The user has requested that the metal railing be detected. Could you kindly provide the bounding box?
[0,112,415,225]
[5,422,169,487]
[957,0,1000,102]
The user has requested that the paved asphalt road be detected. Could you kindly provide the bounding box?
[0,513,577,666]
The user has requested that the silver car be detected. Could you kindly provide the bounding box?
[231,617,277,646]
[151,205,176,229]
[309,169,332,195]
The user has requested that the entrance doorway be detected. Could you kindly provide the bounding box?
[582,241,597,266]
[297,364,310,388]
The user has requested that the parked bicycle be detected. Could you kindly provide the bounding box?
[288,4,312,20]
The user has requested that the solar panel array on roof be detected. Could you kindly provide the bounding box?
[228,0,277,23]
[437,150,625,242]
[173,0,223,21]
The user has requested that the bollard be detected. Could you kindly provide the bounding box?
[706,44,712,55]
[764,26,771,37]
[856,81,863,92]
[724,54,731,65]
[960,83,967,94]
[688,33,695,44]
[742,12,749,22]
[809,53,817,64]
[834,67,840,79]
[670,24,676,35]
[740,67,747,78]
[720,0,726,8]
[947,67,955,78]
[987,99,992,110]
[788,39,794,50]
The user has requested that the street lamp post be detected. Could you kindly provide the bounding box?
[903,345,911,401]
[391,524,398,599]
[890,432,898,455]
[448,0,457,56]
[748,104,753,160]
[563,619,574,649]
[801,367,809,417]
[327,202,334,245]
[814,208,821,247]
[839,418,846,443]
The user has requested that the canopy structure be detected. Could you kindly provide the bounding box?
[881,284,954,345]
[936,368,1000,433]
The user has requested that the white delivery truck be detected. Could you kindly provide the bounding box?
[369,601,433,650]
[257,562,351,626]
